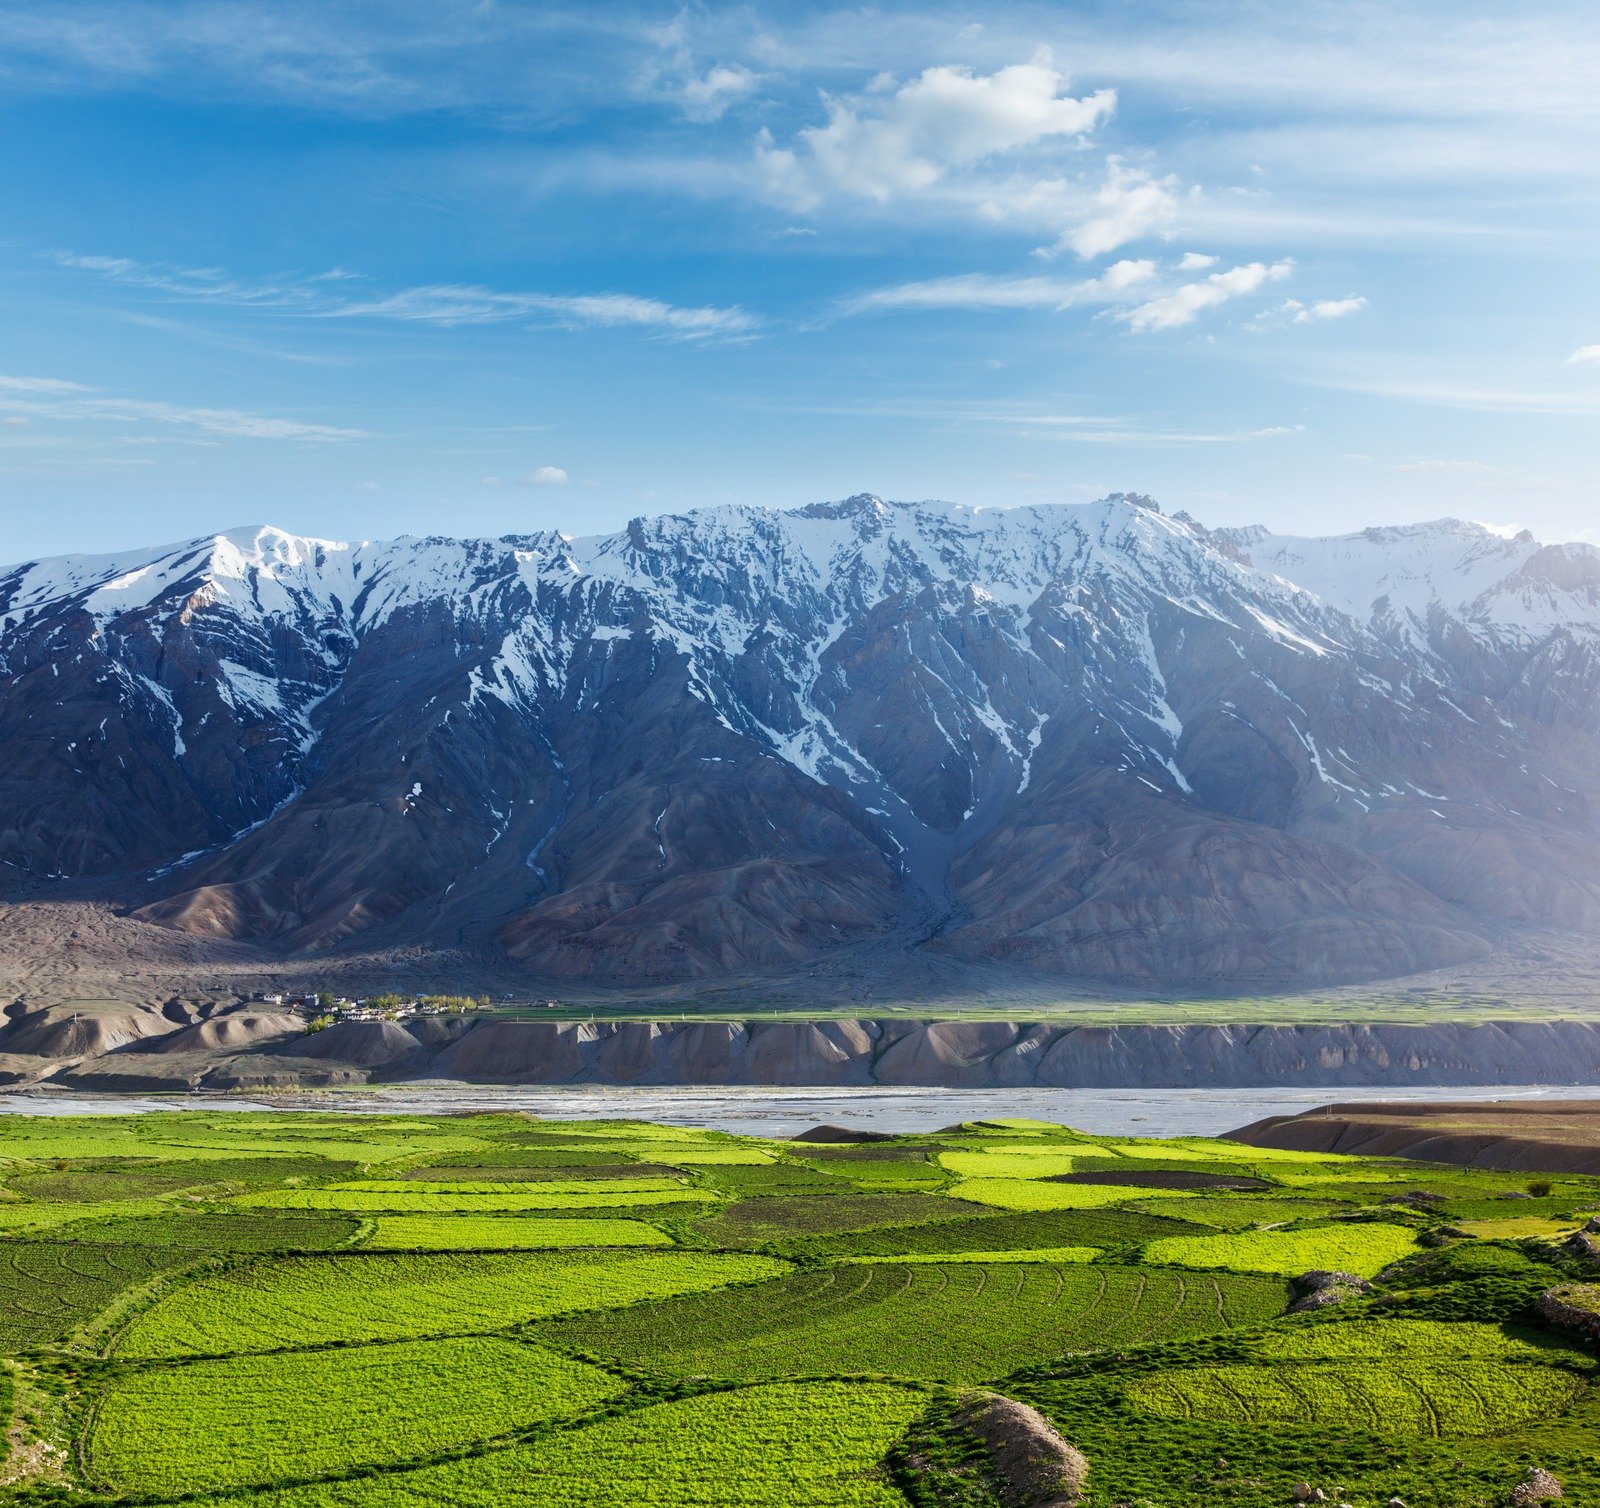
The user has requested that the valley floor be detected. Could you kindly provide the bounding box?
[1,1108,1599,1507]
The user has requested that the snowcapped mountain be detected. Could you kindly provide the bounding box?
[3,493,1598,989]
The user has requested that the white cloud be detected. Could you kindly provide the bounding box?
[838,258,1155,314]
[680,64,759,122]
[1253,293,1367,328]
[768,397,1301,446]
[1298,295,1367,321]
[1569,344,1600,364]
[1040,158,1179,258]
[0,374,365,440]
[1316,375,1600,416]
[55,252,757,342]
[3,415,29,427]
[761,57,1114,206]
[1120,259,1294,332]
[0,373,90,394]
[333,285,757,340]
[1177,252,1218,270]
[482,467,570,487]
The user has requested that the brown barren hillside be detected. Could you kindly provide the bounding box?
[1228,1099,1600,1173]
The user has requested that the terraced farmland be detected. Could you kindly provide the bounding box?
[1142,1220,1421,1277]
[117,1250,785,1357]
[954,1178,1188,1211]
[235,1186,713,1213]
[0,1239,195,1349]
[2,1106,1598,1508]
[538,1259,1286,1382]
[359,1215,673,1249]
[88,1338,623,1494]
[176,1381,927,1508]
[691,1191,992,1245]
[1126,1358,1583,1435]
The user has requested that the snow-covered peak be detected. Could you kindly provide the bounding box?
[4,500,1593,665]
[1216,518,1549,634]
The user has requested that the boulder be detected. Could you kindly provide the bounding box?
[1511,1467,1563,1504]
[1288,1270,1374,1313]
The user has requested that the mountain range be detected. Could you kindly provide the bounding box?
[4,492,1598,993]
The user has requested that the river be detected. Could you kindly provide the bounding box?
[5,1081,1600,1138]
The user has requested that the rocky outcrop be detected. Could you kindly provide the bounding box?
[1535,1285,1600,1343]
[1230,1100,1600,1173]
[1288,1269,1374,1313]
[950,1392,1088,1507]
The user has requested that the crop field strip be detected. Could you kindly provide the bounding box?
[1125,1358,1584,1435]
[115,1249,790,1357]
[1125,1193,1355,1230]
[6,1108,1600,1508]
[788,1203,1210,1258]
[87,1336,627,1495]
[536,1259,1287,1383]
[358,1215,674,1250]
[691,1191,995,1246]
[233,1186,717,1212]
[165,1381,928,1508]
[57,1211,363,1251]
[0,1239,209,1350]
[1141,1220,1422,1277]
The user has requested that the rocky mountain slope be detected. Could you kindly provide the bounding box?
[3,493,1598,991]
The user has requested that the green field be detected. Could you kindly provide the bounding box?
[117,1249,785,1357]
[1125,1359,1583,1435]
[235,1186,714,1212]
[0,1239,196,1349]
[178,1381,927,1508]
[359,1214,674,1249]
[1142,1221,1421,1277]
[88,1338,624,1494]
[538,1260,1286,1382]
[2,1107,1598,1508]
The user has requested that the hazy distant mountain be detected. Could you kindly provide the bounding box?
[4,493,1598,989]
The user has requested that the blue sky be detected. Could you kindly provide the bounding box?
[2,0,1598,561]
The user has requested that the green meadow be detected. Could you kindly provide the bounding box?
[1,1108,1598,1507]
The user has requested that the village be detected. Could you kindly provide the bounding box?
[247,990,564,1028]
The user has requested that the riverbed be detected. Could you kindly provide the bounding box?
[5,1081,1600,1138]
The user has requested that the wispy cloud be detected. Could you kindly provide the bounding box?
[837,258,1154,315]
[760,397,1301,446]
[1119,259,1294,332]
[482,466,570,487]
[0,374,89,395]
[0,373,366,440]
[1569,344,1600,365]
[1316,373,1600,416]
[54,252,757,341]
[678,64,761,123]
[330,285,757,339]
[55,252,327,308]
